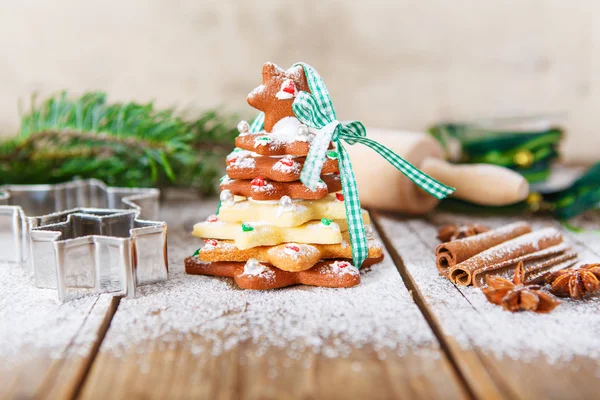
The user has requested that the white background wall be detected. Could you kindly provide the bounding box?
[0,0,598,162]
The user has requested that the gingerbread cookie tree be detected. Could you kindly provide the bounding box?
[185,62,383,289]
[185,62,454,290]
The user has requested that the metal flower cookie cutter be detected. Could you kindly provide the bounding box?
[0,179,168,301]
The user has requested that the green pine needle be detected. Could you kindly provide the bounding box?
[0,91,240,194]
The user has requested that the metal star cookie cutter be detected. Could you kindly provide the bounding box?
[29,208,167,302]
[0,179,167,301]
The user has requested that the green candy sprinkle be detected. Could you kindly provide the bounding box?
[321,218,332,226]
[241,223,255,232]
[326,150,338,159]
[256,136,272,142]
[192,248,201,257]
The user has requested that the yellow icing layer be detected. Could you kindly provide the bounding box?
[218,195,369,227]
[193,219,346,249]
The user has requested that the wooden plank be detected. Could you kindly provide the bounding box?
[371,212,507,400]
[77,196,468,400]
[0,272,117,400]
[375,211,600,400]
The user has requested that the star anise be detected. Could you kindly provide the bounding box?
[482,261,560,313]
[546,263,600,300]
[437,223,489,242]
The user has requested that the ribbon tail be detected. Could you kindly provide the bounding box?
[299,121,338,191]
[336,142,368,269]
[249,112,265,133]
[348,136,455,200]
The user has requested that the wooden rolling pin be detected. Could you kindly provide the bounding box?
[346,128,529,215]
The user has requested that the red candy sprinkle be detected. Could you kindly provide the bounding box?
[204,239,218,247]
[335,193,344,202]
[338,261,350,268]
[285,244,300,252]
[251,176,265,187]
[280,157,294,167]
[282,80,296,95]
[228,157,238,165]
[207,215,218,223]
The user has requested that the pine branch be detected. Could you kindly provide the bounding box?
[0,91,241,194]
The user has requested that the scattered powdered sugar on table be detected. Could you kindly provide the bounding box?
[0,266,111,365]
[379,214,600,364]
[98,198,437,361]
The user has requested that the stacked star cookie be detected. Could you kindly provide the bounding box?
[184,62,383,290]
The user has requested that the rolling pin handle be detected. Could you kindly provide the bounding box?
[420,157,529,206]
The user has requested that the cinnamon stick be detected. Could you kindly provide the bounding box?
[435,222,532,275]
[449,227,564,286]
[470,243,578,287]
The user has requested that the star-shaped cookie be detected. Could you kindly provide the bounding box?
[247,62,310,132]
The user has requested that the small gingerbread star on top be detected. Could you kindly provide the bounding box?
[247,62,310,132]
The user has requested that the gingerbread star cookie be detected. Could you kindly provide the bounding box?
[226,151,339,182]
[247,62,311,132]
[185,257,383,290]
[217,193,362,228]
[196,235,383,272]
[220,173,342,201]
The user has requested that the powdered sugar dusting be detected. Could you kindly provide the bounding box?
[252,117,317,148]
[252,182,275,194]
[200,240,237,254]
[283,243,301,256]
[229,154,256,169]
[227,149,253,161]
[0,266,112,365]
[471,228,562,265]
[379,214,600,364]
[97,197,437,362]
[273,157,300,174]
[269,243,319,262]
[328,261,359,276]
[241,259,274,280]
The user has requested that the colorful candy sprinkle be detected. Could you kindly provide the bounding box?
[335,193,344,202]
[280,157,294,167]
[207,215,218,223]
[282,79,296,95]
[241,223,255,232]
[204,239,218,247]
[327,150,338,160]
[251,176,265,187]
[321,218,332,226]
[285,244,300,252]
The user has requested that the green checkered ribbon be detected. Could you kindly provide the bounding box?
[251,62,455,267]
[250,113,265,133]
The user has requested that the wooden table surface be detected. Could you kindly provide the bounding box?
[2,193,599,400]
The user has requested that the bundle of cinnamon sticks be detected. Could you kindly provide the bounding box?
[435,222,578,287]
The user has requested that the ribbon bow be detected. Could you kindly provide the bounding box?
[250,63,455,268]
